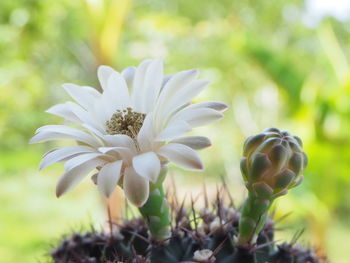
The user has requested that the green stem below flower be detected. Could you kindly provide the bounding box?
[237,192,272,245]
[138,168,171,240]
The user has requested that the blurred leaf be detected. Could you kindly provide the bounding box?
[243,34,306,111]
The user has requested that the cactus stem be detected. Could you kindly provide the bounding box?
[138,168,171,240]
[237,192,272,245]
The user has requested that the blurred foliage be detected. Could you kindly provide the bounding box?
[1,0,350,262]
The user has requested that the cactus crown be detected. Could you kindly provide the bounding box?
[240,128,308,199]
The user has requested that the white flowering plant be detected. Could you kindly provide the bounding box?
[30,59,227,239]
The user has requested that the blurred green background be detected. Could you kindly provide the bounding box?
[1,0,350,262]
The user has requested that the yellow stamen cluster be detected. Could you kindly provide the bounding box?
[106,108,146,138]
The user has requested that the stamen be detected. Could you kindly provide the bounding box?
[106,107,146,138]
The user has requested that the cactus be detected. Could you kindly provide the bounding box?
[29,55,321,262]
[237,128,307,246]
[50,128,323,263]
[51,193,323,263]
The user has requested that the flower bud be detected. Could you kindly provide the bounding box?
[242,128,307,198]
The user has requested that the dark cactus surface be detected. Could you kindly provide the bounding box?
[51,190,325,263]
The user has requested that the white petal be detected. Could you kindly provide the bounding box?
[137,113,154,152]
[132,152,160,183]
[143,59,163,113]
[156,120,191,142]
[56,157,106,197]
[30,125,101,147]
[66,102,105,133]
[161,74,173,88]
[93,97,115,123]
[132,59,153,112]
[157,143,203,170]
[99,85,123,115]
[62,83,100,111]
[46,103,81,123]
[107,71,130,109]
[123,166,149,207]
[161,79,210,121]
[171,108,223,128]
[40,146,95,170]
[186,101,228,112]
[64,153,105,171]
[98,65,116,90]
[48,101,105,134]
[170,136,211,150]
[155,69,198,114]
[121,66,136,90]
[82,123,106,138]
[97,160,123,197]
[98,147,133,161]
[102,134,136,151]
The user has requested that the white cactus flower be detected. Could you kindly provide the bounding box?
[30,59,227,207]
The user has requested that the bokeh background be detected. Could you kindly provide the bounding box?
[1,0,350,262]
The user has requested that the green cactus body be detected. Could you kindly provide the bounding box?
[238,128,307,245]
[138,167,171,240]
[52,206,323,263]
[51,129,321,263]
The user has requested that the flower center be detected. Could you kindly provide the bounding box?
[106,107,146,138]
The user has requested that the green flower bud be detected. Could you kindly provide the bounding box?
[238,128,308,245]
[242,128,307,197]
[243,133,266,157]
